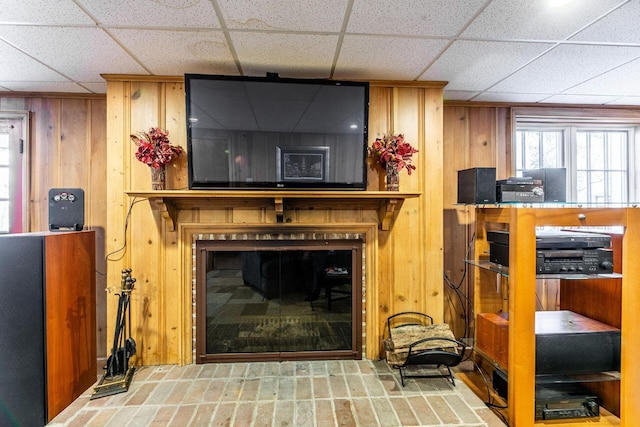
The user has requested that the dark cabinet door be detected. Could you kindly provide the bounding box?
[0,235,46,427]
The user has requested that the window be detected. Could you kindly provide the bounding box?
[0,134,9,232]
[515,118,636,204]
[0,113,28,234]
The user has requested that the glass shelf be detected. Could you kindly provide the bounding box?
[535,371,620,384]
[456,201,640,208]
[465,259,622,279]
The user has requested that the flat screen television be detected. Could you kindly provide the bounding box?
[185,74,369,190]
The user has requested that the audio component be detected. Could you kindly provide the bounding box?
[486,230,613,274]
[48,188,84,231]
[535,383,600,420]
[536,248,613,274]
[523,168,567,202]
[492,368,603,421]
[457,167,496,204]
[496,177,544,202]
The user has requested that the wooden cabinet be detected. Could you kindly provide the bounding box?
[472,207,639,427]
[0,231,96,426]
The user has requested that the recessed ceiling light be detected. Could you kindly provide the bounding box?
[350,124,358,129]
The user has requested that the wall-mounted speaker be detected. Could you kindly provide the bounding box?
[457,167,497,204]
[48,188,84,231]
[523,168,567,202]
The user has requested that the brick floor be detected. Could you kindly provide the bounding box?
[47,360,506,427]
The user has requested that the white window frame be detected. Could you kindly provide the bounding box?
[513,110,640,204]
[0,111,29,233]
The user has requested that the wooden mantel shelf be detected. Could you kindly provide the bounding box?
[125,190,420,232]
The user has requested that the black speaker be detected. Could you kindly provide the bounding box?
[523,168,566,202]
[457,167,496,204]
[48,188,84,231]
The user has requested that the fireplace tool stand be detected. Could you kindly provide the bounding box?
[91,269,137,400]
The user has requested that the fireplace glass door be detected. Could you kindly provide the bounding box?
[196,240,362,362]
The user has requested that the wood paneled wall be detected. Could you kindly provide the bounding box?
[442,103,640,337]
[104,76,444,365]
[442,105,510,336]
[0,94,108,360]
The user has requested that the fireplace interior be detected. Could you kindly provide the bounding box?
[195,239,363,363]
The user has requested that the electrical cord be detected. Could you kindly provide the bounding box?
[443,232,476,340]
[473,358,509,425]
[105,197,146,262]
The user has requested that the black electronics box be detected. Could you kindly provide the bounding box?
[493,371,601,420]
[535,383,600,420]
[496,177,544,202]
[486,230,613,272]
[523,168,567,202]
[457,167,496,204]
[48,188,85,231]
[535,311,620,375]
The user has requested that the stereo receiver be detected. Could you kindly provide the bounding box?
[536,248,613,274]
[535,383,600,421]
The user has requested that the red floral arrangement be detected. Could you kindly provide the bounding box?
[130,127,183,169]
[369,134,418,174]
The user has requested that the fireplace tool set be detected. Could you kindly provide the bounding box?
[91,268,137,400]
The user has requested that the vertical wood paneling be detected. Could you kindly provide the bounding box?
[164,82,187,363]
[105,77,444,364]
[105,81,131,365]
[442,105,508,337]
[390,88,421,318]
[367,86,393,345]
[128,81,164,365]
[89,98,108,360]
[423,88,444,323]
[367,87,392,191]
[442,107,472,336]
[468,108,497,169]
[60,99,89,187]
[1,93,108,361]
[28,98,59,230]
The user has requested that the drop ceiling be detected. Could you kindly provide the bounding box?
[1,0,640,105]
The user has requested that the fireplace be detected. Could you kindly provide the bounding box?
[192,232,365,363]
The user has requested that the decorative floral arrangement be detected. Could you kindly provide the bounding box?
[130,127,183,169]
[369,133,418,174]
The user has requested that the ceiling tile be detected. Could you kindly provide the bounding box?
[218,0,348,32]
[606,96,640,106]
[489,44,640,94]
[443,90,480,101]
[80,82,107,93]
[571,0,640,43]
[77,0,220,28]
[231,32,338,78]
[472,92,549,103]
[421,40,553,91]
[347,0,486,36]
[113,29,238,76]
[0,81,90,93]
[0,26,147,81]
[540,93,621,104]
[461,0,625,40]
[0,0,93,25]
[334,35,449,80]
[563,57,640,96]
[0,40,68,81]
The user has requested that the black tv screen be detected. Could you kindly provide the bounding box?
[185,74,369,190]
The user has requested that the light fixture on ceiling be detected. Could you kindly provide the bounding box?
[350,124,358,129]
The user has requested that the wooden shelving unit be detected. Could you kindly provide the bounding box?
[125,190,420,231]
[472,207,640,427]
